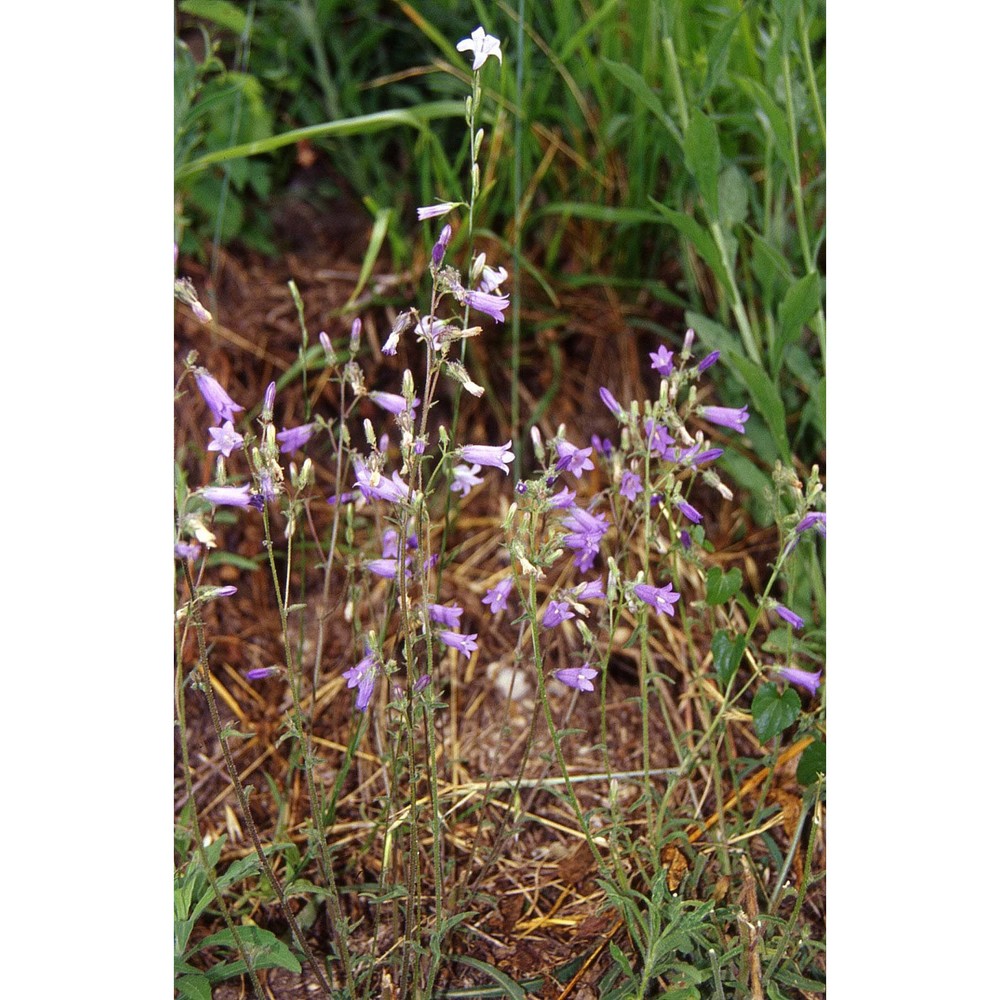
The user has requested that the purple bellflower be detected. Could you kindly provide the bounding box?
[698,350,721,372]
[673,498,703,524]
[644,420,675,458]
[276,424,315,453]
[548,486,577,509]
[345,651,379,710]
[195,368,244,424]
[774,604,806,630]
[245,666,281,681]
[417,201,460,221]
[591,434,613,456]
[368,391,419,416]
[576,578,606,602]
[599,386,624,416]
[634,581,681,616]
[460,441,514,474]
[207,421,244,458]
[554,664,598,692]
[479,264,508,294]
[541,601,575,628]
[354,461,409,504]
[174,541,202,561]
[431,223,452,266]
[777,666,823,697]
[365,557,411,580]
[619,470,642,501]
[450,463,485,496]
[796,512,827,537]
[439,630,479,660]
[555,440,595,479]
[429,603,464,629]
[201,484,257,508]
[700,405,749,434]
[483,576,514,614]
[464,288,510,323]
[561,505,609,573]
[649,345,674,377]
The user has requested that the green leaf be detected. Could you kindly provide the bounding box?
[200,925,302,977]
[752,683,801,742]
[448,954,528,998]
[777,272,821,357]
[601,58,683,147]
[705,566,742,606]
[684,311,742,358]
[539,201,663,225]
[179,0,248,35]
[347,202,392,307]
[684,109,721,219]
[797,739,826,786]
[711,631,746,687]
[662,986,700,1000]
[735,76,795,173]
[718,165,748,229]
[725,351,792,464]
[650,204,728,293]
[175,973,212,1000]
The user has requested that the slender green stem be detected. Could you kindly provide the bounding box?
[798,1,826,146]
[259,507,355,994]
[762,779,824,986]
[709,219,762,365]
[663,34,689,132]
[175,622,267,1000]
[525,573,606,870]
[781,50,826,366]
[183,566,335,995]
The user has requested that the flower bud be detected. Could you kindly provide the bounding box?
[262,381,276,422]
[350,317,362,355]
[319,331,336,365]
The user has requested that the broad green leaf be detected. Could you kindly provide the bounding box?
[735,76,794,174]
[752,683,801,742]
[718,165,749,229]
[699,6,746,100]
[539,202,663,224]
[650,204,728,294]
[711,631,746,687]
[601,58,683,147]
[705,566,742,605]
[726,351,792,463]
[200,925,302,976]
[684,311,742,358]
[797,739,826,786]
[179,0,247,35]
[175,974,212,1000]
[448,954,528,999]
[347,202,392,307]
[175,101,467,182]
[662,986,700,1000]
[777,272,821,357]
[684,108,721,219]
